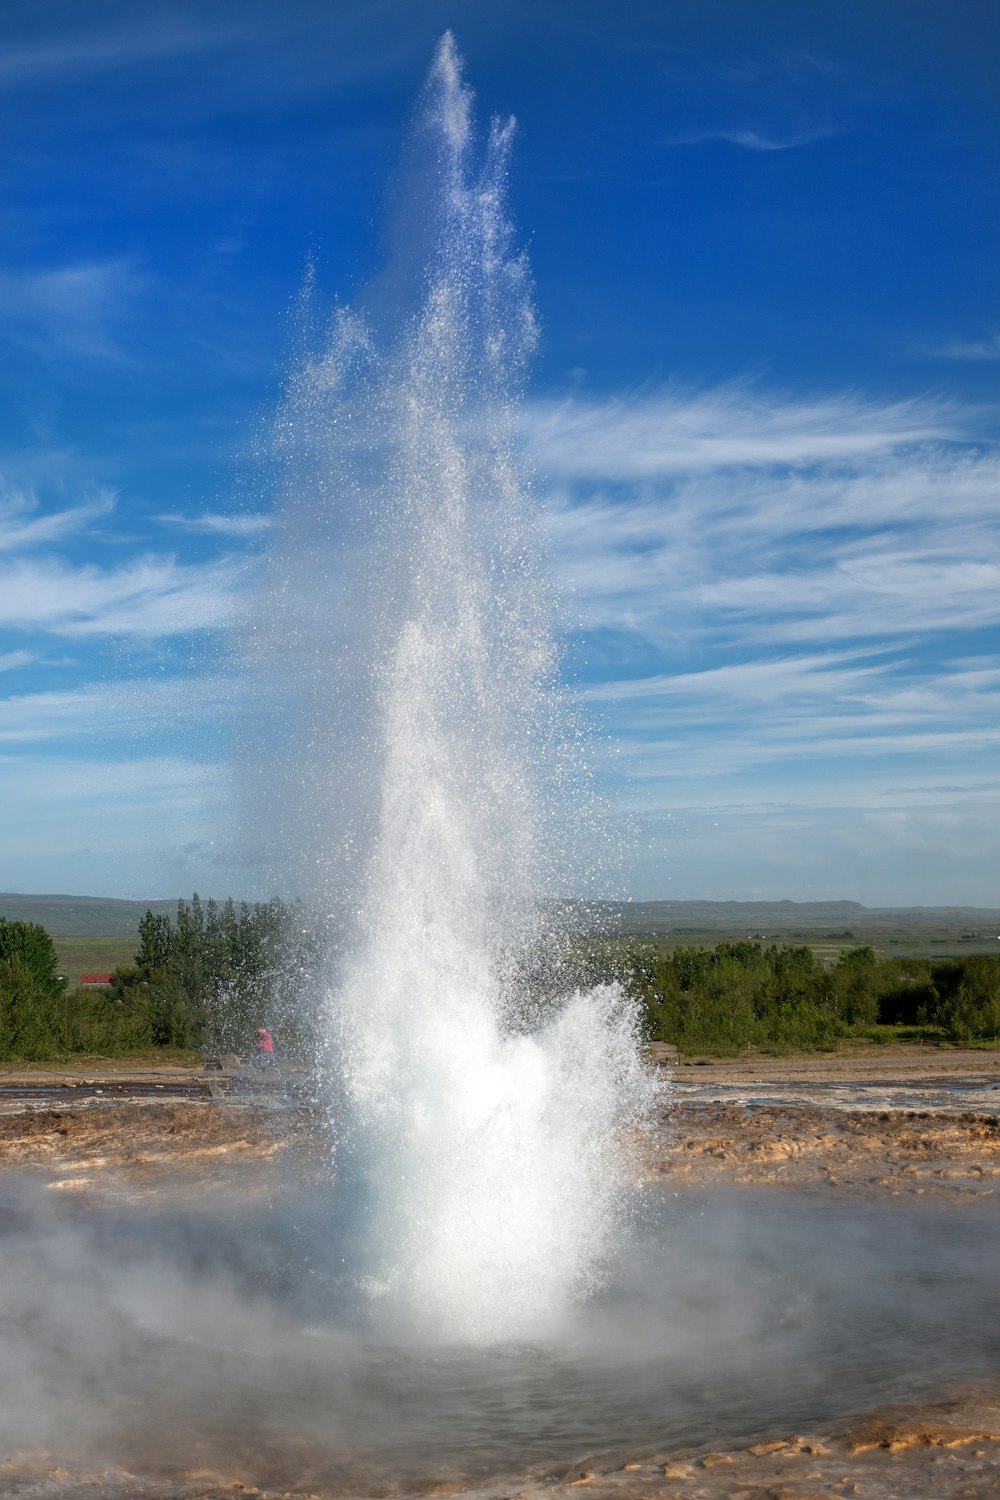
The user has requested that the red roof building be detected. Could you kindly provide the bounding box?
[80,973,112,986]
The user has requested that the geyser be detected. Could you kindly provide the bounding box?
[244,34,655,1342]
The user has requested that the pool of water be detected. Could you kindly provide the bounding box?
[1,1179,998,1489]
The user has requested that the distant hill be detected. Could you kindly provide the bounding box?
[0,893,181,936]
[3,891,999,940]
[593,899,1000,936]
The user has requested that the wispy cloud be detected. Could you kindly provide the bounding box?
[625,788,1000,905]
[534,387,1000,650]
[0,4,435,119]
[583,649,894,706]
[603,657,1000,757]
[0,750,232,899]
[0,554,241,637]
[0,674,233,744]
[526,385,962,479]
[664,125,834,151]
[0,260,147,362]
[0,486,116,551]
[934,332,1000,361]
[531,383,1000,892]
[157,510,271,536]
[0,15,241,88]
[0,650,35,673]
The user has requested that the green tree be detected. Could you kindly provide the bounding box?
[61,977,153,1056]
[0,954,61,1060]
[0,918,65,1003]
[826,947,880,1027]
[136,911,172,975]
[940,955,1000,1041]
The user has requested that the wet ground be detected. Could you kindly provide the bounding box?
[0,1047,998,1497]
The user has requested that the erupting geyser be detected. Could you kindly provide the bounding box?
[246,34,656,1343]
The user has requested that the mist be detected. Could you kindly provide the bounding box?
[3,1174,998,1492]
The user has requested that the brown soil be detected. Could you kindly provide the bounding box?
[0,1099,307,1199]
[643,1044,1000,1199]
[2,1046,1000,1202]
[650,1102,1000,1198]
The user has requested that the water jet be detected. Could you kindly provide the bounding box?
[242,32,654,1344]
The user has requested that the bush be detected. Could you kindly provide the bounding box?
[938,955,1000,1041]
[0,954,62,1060]
[60,980,154,1056]
[614,941,1000,1056]
[0,918,67,1057]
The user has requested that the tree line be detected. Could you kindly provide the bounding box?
[604,940,1000,1054]
[4,906,1000,1063]
[0,896,320,1062]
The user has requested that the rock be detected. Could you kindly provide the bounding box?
[843,1419,998,1453]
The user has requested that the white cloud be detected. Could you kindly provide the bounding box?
[584,649,894,706]
[625,791,1000,905]
[0,751,221,800]
[0,486,116,551]
[157,510,271,536]
[0,554,241,637]
[0,673,235,744]
[581,643,1000,841]
[0,260,147,362]
[533,383,1000,903]
[525,385,963,479]
[664,126,834,151]
[1,377,995,903]
[935,333,1000,361]
[0,15,238,87]
[535,388,1000,653]
[0,651,34,673]
[0,5,435,121]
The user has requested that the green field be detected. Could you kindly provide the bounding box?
[0,893,178,937]
[626,925,1000,962]
[53,935,139,986]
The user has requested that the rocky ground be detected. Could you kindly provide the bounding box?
[0,1095,298,1199]
[3,1046,999,1204]
[0,1046,998,1497]
[652,1100,1000,1198]
[646,1045,1000,1201]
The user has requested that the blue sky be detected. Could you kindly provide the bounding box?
[1,0,998,904]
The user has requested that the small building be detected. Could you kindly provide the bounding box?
[80,973,112,987]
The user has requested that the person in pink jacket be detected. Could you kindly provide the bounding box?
[253,1027,275,1066]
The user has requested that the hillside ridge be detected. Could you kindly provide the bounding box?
[3,891,999,937]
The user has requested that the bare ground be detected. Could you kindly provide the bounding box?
[4,1046,1000,1203]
